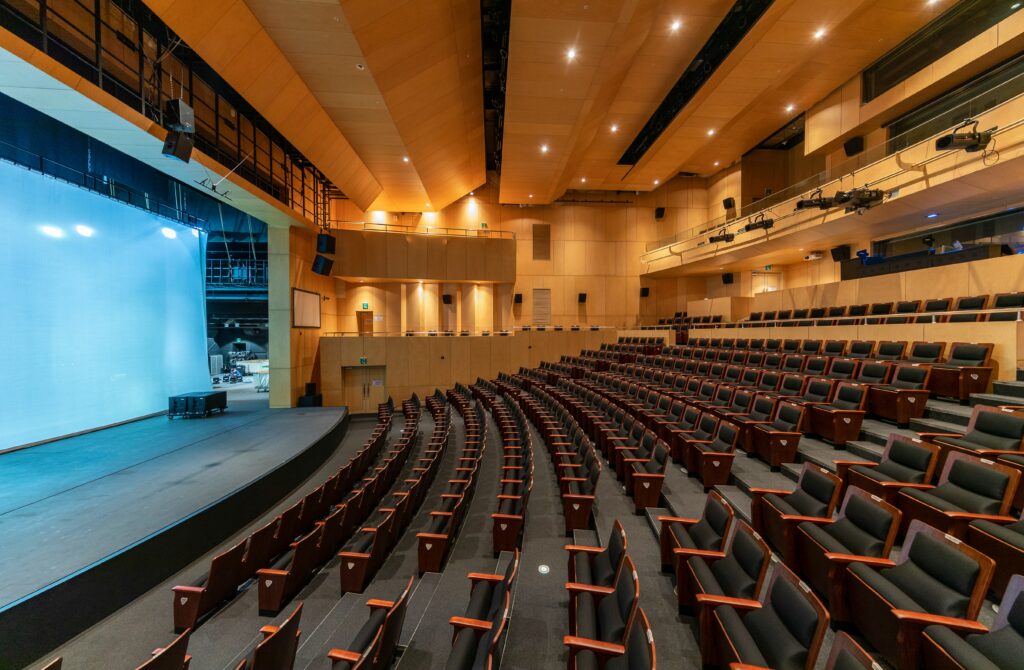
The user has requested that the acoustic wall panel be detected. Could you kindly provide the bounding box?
[0,160,210,450]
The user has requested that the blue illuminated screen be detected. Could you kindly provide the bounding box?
[0,160,211,450]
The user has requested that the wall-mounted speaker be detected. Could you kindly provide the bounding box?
[317,233,336,254]
[578,293,587,304]
[654,207,665,220]
[162,131,193,163]
[513,293,523,304]
[312,254,334,276]
[722,197,736,210]
[843,136,864,157]
[830,245,852,262]
[442,293,453,305]
[722,272,734,285]
[640,287,650,298]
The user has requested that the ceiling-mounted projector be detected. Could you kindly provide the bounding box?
[804,251,824,261]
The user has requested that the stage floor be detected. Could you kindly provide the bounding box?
[0,394,347,608]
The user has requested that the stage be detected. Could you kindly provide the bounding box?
[0,393,349,665]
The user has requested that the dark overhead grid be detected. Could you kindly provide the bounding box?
[481,0,511,173]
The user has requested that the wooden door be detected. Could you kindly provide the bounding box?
[342,366,387,413]
[356,310,374,335]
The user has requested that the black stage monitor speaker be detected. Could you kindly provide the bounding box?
[162,131,193,163]
[513,293,523,304]
[640,287,650,298]
[578,293,587,304]
[317,233,336,254]
[830,245,852,262]
[843,136,864,157]
[312,254,334,276]
[654,207,666,220]
[442,293,453,305]
[722,272,734,285]
[723,197,736,210]
[164,98,195,133]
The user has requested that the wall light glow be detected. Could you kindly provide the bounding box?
[161,227,177,239]
[74,224,94,237]
[40,225,64,238]
[372,210,387,223]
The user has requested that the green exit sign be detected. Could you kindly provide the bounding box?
[764,264,773,271]
[359,357,368,365]
[361,302,369,310]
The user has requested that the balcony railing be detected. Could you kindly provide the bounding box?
[206,259,268,287]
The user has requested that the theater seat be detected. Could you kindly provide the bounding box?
[835,434,940,505]
[675,520,770,614]
[921,574,1024,670]
[919,406,1024,469]
[868,364,932,427]
[875,341,908,360]
[658,491,734,571]
[949,295,988,323]
[928,342,994,403]
[805,382,868,446]
[568,522,626,588]
[750,465,841,560]
[684,420,741,489]
[843,521,994,670]
[700,563,829,670]
[624,440,670,511]
[917,297,952,323]
[137,629,192,670]
[896,451,1019,539]
[567,608,655,670]
[989,291,1024,321]
[234,603,302,670]
[461,551,519,622]
[566,556,640,664]
[327,577,412,669]
[748,401,805,469]
[793,487,901,617]
[966,511,1024,599]
[448,590,510,670]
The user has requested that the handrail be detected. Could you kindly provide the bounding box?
[330,221,515,239]
[643,69,1024,256]
[322,325,615,337]
[683,306,1023,329]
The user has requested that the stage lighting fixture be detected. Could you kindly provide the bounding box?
[834,188,884,212]
[795,196,834,210]
[742,215,774,232]
[935,120,993,153]
[708,231,735,243]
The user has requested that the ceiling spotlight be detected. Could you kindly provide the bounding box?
[425,202,432,208]
[403,156,409,162]
[470,191,475,196]
[528,194,534,198]
[610,124,619,133]
[926,212,939,219]
[670,19,682,32]
[935,120,994,152]
[785,104,796,113]
[713,161,720,167]
[653,179,660,185]
[707,129,716,136]
[540,144,549,153]
[813,28,826,40]
[708,231,735,244]
[566,47,577,61]
[74,224,94,237]
[161,227,177,239]
[40,225,64,238]
[580,177,587,183]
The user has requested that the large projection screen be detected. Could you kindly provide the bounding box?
[0,160,211,450]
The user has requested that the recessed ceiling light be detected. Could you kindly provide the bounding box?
[785,104,796,113]
[813,28,826,40]
[653,179,660,185]
[707,129,716,136]
[927,212,939,219]
[670,19,682,32]
[528,194,534,198]
[566,47,577,61]
[540,144,549,153]
[610,124,619,133]
[40,225,64,238]
[355,63,365,70]
[425,202,431,208]
[580,177,587,183]
[74,224,94,237]
[713,161,720,167]
[469,191,475,196]
[403,156,409,162]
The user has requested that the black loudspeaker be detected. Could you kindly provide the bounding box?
[723,197,736,210]
[578,293,587,304]
[654,207,665,220]
[305,383,318,396]
[640,287,650,298]
[442,293,453,305]
[162,131,193,163]
[513,293,523,304]
[164,98,195,133]
[722,272,734,285]
[830,245,852,262]
[312,254,334,276]
[843,136,864,157]
[317,233,336,254]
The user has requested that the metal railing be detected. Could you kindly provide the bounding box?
[330,220,515,239]
[685,306,1023,329]
[322,325,614,337]
[644,68,1024,254]
[206,259,268,287]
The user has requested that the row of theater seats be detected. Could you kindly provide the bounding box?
[742,291,1024,326]
[471,379,535,556]
[522,337,1024,669]
[414,385,487,574]
[585,337,995,405]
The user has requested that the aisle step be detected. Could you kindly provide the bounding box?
[924,400,973,426]
[846,440,885,462]
[860,419,918,446]
[910,416,967,434]
[970,393,1024,408]
[730,455,795,496]
[714,485,752,524]
[992,380,1024,398]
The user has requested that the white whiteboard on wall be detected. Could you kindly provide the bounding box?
[292,288,322,328]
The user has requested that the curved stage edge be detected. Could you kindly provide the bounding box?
[0,407,350,668]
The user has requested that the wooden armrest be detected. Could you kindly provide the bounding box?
[326,648,362,663]
[944,512,1017,522]
[824,553,895,566]
[172,585,205,594]
[417,532,448,540]
[780,515,833,523]
[366,599,394,610]
[747,487,791,495]
[563,636,626,655]
[917,432,962,440]
[673,548,726,559]
[260,625,279,637]
[894,483,934,490]
[256,569,289,577]
[834,459,874,467]
[891,610,988,633]
[565,582,615,595]
[564,544,604,554]
[658,516,699,525]
[467,572,503,582]
[694,594,762,609]
[449,616,493,632]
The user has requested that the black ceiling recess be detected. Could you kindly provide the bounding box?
[618,0,775,166]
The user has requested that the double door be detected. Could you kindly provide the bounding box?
[342,366,387,413]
